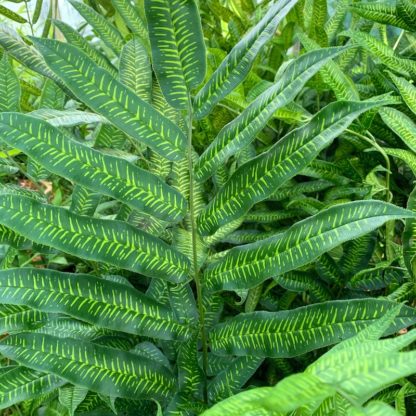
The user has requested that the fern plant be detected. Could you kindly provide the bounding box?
[0,0,416,414]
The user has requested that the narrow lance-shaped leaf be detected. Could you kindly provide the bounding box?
[205,200,416,291]
[0,194,190,282]
[145,0,206,109]
[198,99,390,236]
[0,333,176,401]
[68,0,125,55]
[0,304,48,333]
[52,19,118,77]
[0,113,187,222]
[388,72,416,116]
[119,38,152,103]
[0,268,190,340]
[209,299,416,357]
[31,38,187,161]
[380,107,416,153]
[195,47,348,182]
[0,366,64,410]
[112,0,148,44]
[0,54,20,111]
[193,0,298,118]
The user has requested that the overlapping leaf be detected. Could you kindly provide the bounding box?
[205,201,416,291]
[198,99,390,236]
[0,333,176,401]
[0,194,190,282]
[0,112,187,222]
[0,268,190,340]
[145,0,206,108]
[209,299,416,357]
[195,47,348,181]
[193,0,298,118]
[31,38,187,161]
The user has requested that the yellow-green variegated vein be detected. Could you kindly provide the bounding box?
[0,194,190,282]
[0,333,176,401]
[194,46,348,182]
[0,268,190,340]
[0,113,186,223]
[388,72,416,116]
[30,38,187,161]
[209,299,416,357]
[193,0,298,118]
[198,99,391,236]
[0,366,64,410]
[145,0,206,109]
[205,200,416,291]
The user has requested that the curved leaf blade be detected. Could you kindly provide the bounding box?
[195,47,348,181]
[0,268,190,340]
[0,366,64,410]
[31,38,187,161]
[193,0,298,118]
[209,299,416,357]
[198,99,389,236]
[0,54,20,112]
[205,200,416,291]
[0,194,190,282]
[0,112,187,222]
[0,333,176,401]
[145,0,206,108]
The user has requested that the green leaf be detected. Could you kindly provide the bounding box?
[0,54,20,112]
[193,0,298,118]
[349,3,415,31]
[0,304,48,333]
[205,200,415,291]
[68,0,125,55]
[0,224,31,249]
[0,112,187,222]
[30,109,108,127]
[145,0,206,109]
[0,4,27,23]
[31,38,187,161]
[397,0,416,27]
[0,333,177,401]
[380,107,416,153]
[70,185,101,217]
[111,0,148,43]
[195,47,348,182]
[52,19,118,77]
[0,194,190,282]
[208,356,263,402]
[198,99,390,236]
[209,299,416,357]
[0,366,64,410]
[59,385,89,416]
[388,72,416,117]
[384,148,416,176]
[119,37,152,103]
[0,268,190,340]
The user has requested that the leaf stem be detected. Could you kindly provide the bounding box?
[186,94,208,400]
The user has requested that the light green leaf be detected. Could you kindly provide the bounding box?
[205,201,416,291]
[31,38,187,161]
[195,47,348,182]
[198,99,390,236]
[193,0,298,118]
[145,0,206,108]
[59,385,89,416]
[0,268,190,340]
[209,299,416,357]
[0,194,190,282]
[0,112,187,222]
[384,147,416,176]
[0,333,176,401]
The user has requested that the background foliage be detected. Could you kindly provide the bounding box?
[1,0,416,415]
